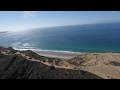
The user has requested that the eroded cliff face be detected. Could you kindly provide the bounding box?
[0,46,102,79]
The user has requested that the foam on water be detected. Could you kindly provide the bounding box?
[13,47,82,54]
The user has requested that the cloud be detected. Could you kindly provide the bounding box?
[111,11,117,13]
[23,11,37,19]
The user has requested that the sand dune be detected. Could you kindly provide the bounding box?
[67,53,120,79]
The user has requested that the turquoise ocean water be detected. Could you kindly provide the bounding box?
[1,22,120,53]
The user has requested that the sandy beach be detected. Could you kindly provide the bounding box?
[34,51,81,60]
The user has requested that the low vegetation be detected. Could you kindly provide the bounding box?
[0,46,103,79]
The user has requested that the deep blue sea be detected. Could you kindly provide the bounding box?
[1,22,120,53]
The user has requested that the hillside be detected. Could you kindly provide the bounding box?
[0,46,102,79]
[67,53,120,79]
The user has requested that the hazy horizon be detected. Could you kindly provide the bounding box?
[1,21,120,32]
[0,11,120,31]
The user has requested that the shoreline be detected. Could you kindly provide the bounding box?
[34,51,81,60]
[35,51,120,60]
[13,48,120,60]
[13,48,82,60]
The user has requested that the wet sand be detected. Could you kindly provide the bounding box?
[34,51,81,60]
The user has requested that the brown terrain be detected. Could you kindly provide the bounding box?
[67,53,120,79]
[0,46,102,79]
[0,46,120,79]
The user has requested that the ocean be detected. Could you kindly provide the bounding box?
[1,22,120,53]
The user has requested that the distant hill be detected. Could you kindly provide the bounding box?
[0,46,102,79]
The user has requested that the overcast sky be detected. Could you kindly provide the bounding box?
[0,11,120,31]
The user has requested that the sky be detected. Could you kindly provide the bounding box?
[0,11,120,31]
